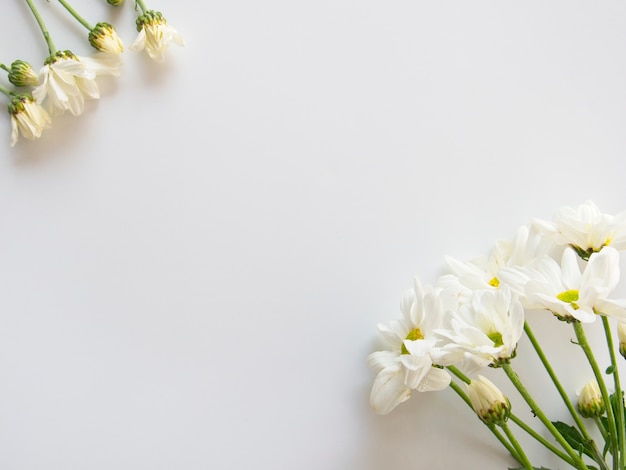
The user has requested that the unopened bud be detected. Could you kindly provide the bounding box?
[577,381,604,418]
[7,60,38,87]
[467,375,511,426]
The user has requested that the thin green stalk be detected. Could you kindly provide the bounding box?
[524,321,594,441]
[0,84,12,97]
[24,0,57,56]
[509,413,576,466]
[56,0,93,30]
[448,380,521,463]
[447,365,471,384]
[135,0,148,13]
[594,416,609,442]
[502,422,534,470]
[602,316,625,469]
[574,321,619,470]
[502,363,589,469]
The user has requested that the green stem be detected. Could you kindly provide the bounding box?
[135,0,148,13]
[23,0,57,56]
[501,422,534,470]
[524,322,594,441]
[602,316,625,469]
[502,363,589,469]
[448,380,521,463]
[594,416,609,442]
[0,84,12,97]
[447,365,471,384]
[509,413,576,466]
[574,321,619,470]
[56,0,93,30]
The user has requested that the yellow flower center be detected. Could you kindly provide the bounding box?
[488,331,504,347]
[557,289,580,310]
[401,327,424,354]
[488,277,500,288]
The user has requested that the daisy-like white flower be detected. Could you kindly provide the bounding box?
[368,278,451,415]
[533,200,626,259]
[33,50,120,116]
[434,286,524,374]
[130,10,184,63]
[441,224,555,296]
[8,93,52,146]
[467,375,511,426]
[501,246,626,323]
[89,22,125,55]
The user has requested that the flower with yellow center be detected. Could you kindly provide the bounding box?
[433,286,524,374]
[502,246,626,323]
[533,200,626,259]
[368,278,450,415]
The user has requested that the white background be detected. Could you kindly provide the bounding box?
[1,1,626,469]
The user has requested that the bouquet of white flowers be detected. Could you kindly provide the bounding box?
[2,0,183,147]
[368,200,626,470]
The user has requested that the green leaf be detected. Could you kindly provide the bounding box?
[551,421,595,460]
[606,365,615,374]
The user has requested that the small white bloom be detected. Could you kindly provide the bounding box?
[89,22,125,55]
[368,278,450,415]
[503,247,626,323]
[467,375,511,425]
[442,224,555,295]
[33,50,120,116]
[8,93,52,146]
[434,286,524,374]
[533,200,626,258]
[131,10,184,62]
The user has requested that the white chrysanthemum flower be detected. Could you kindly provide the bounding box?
[8,93,52,146]
[368,278,451,415]
[502,246,626,323]
[33,50,120,116]
[434,286,524,374]
[442,224,555,296]
[131,10,184,62]
[533,201,626,259]
[467,375,511,426]
[89,22,125,55]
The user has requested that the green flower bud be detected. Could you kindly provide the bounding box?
[107,0,124,5]
[618,322,626,360]
[467,375,511,426]
[7,60,38,87]
[136,10,167,32]
[577,380,604,418]
[89,22,125,54]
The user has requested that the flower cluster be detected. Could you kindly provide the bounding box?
[369,200,626,470]
[1,0,184,146]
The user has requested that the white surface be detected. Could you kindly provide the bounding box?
[1,1,626,469]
